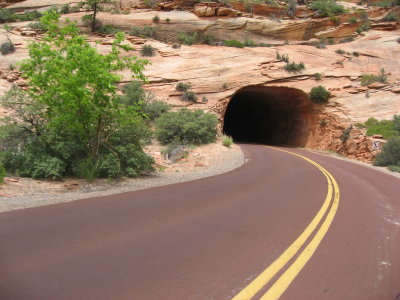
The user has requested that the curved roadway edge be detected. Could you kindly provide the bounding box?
[0,144,245,213]
[0,144,399,300]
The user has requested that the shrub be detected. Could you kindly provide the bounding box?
[330,16,340,25]
[223,39,244,48]
[161,143,189,163]
[181,91,198,102]
[373,137,400,166]
[172,43,181,49]
[393,115,400,134]
[310,86,331,103]
[155,108,218,145]
[0,9,16,23]
[284,61,305,72]
[244,39,257,47]
[152,14,160,23]
[118,81,146,107]
[179,32,197,45]
[319,119,327,126]
[383,13,399,22]
[202,34,215,45]
[353,51,360,57]
[0,41,15,55]
[340,125,352,142]
[166,18,171,24]
[315,41,326,49]
[314,72,322,80]
[222,83,228,89]
[60,4,71,14]
[175,82,191,92]
[309,0,346,17]
[222,135,233,148]
[97,24,120,34]
[201,96,208,103]
[360,68,387,86]
[276,52,289,62]
[348,16,358,24]
[144,100,171,120]
[140,44,156,56]
[339,36,354,43]
[363,117,397,139]
[28,21,47,31]
[335,49,345,54]
[130,26,157,38]
[0,162,5,183]
[388,165,400,173]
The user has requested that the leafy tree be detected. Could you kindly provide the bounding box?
[0,12,154,179]
[373,137,400,167]
[80,0,115,32]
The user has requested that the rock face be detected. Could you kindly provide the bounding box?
[1,5,399,163]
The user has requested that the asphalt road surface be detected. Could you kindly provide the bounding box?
[1,144,399,300]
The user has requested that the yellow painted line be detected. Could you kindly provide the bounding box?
[232,146,339,300]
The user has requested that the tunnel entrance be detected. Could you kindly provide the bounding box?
[223,86,314,147]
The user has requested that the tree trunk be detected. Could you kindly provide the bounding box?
[91,2,98,33]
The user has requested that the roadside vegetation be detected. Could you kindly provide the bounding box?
[355,116,399,139]
[360,68,388,86]
[309,86,331,103]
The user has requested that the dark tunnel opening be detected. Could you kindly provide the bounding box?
[223,86,314,147]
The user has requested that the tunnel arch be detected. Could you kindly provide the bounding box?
[223,86,315,147]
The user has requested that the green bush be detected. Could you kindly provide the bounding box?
[314,72,322,80]
[276,52,289,62]
[175,82,191,92]
[0,41,15,55]
[0,9,16,23]
[0,162,5,183]
[309,0,346,17]
[244,39,257,47]
[360,68,387,86]
[373,137,400,166]
[335,49,345,54]
[152,14,160,23]
[310,86,331,103]
[29,21,47,31]
[223,40,245,48]
[172,43,181,49]
[388,165,400,173]
[393,115,400,134]
[155,108,218,145]
[0,9,42,23]
[348,16,358,24]
[118,81,145,107]
[97,25,120,34]
[60,4,71,14]
[284,61,305,72]
[179,32,197,45]
[222,135,233,148]
[144,100,171,120]
[353,51,360,57]
[130,26,157,38]
[363,117,397,139]
[181,91,198,102]
[340,125,352,142]
[382,12,399,22]
[140,44,156,56]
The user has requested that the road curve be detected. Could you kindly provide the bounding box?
[0,144,399,300]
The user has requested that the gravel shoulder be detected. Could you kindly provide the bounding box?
[0,142,244,213]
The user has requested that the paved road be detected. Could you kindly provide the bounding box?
[0,145,399,300]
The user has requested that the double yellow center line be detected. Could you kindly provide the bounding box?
[232,146,340,300]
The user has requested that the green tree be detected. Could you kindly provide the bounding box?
[80,0,115,32]
[1,11,154,178]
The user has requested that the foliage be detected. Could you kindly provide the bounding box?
[140,44,156,56]
[144,100,171,120]
[202,34,215,45]
[155,108,218,145]
[284,61,305,72]
[222,135,233,148]
[353,51,360,57]
[0,162,5,184]
[276,52,289,62]
[223,39,244,48]
[309,0,346,17]
[161,143,189,163]
[339,36,354,43]
[130,26,157,38]
[0,12,154,179]
[340,125,352,142]
[0,9,42,23]
[152,14,160,23]
[360,68,387,86]
[0,41,15,55]
[309,86,331,103]
[181,91,198,102]
[29,21,47,31]
[314,73,322,80]
[97,24,120,34]
[60,4,71,14]
[179,32,197,45]
[79,0,114,32]
[388,165,400,173]
[348,16,358,24]
[244,39,257,47]
[373,137,400,167]
[360,117,398,139]
[172,43,181,49]
[335,49,345,54]
[382,12,399,22]
[175,82,191,92]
